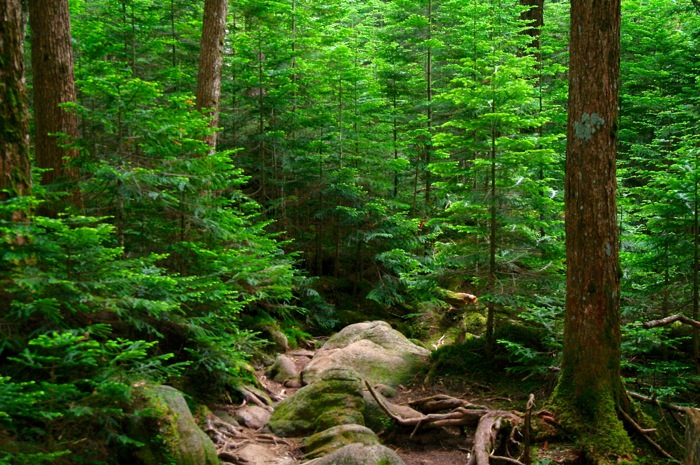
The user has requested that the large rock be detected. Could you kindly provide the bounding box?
[233,443,297,465]
[235,404,272,430]
[131,385,219,465]
[303,424,380,459]
[266,354,300,385]
[267,368,365,437]
[301,443,407,465]
[302,321,430,387]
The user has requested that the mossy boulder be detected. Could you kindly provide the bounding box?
[301,443,407,465]
[267,368,365,437]
[131,385,219,465]
[302,321,430,387]
[266,353,300,384]
[303,424,380,459]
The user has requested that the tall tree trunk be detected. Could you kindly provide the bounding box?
[519,0,543,52]
[196,0,229,150]
[694,151,699,373]
[28,0,81,213]
[424,0,433,206]
[551,0,634,462]
[0,0,32,219]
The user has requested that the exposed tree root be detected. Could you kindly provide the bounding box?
[205,412,295,463]
[466,410,524,465]
[618,408,678,462]
[365,381,526,465]
[236,385,275,411]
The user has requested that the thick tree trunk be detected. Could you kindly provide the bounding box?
[196,0,229,150]
[686,408,700,465]
[28,0,80,210]
[0,0,32,216]
[551,0,633,462]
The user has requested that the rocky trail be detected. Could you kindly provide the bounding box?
[202,320,581,465]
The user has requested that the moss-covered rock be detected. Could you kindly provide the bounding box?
[303,424,380,459]
[302,321,430,387]
[131,385,219,465]
[267,368,365,437]
[301,443,407,465]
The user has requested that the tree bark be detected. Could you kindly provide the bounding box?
[28,0,80,211]
[0,0,32,218]
[686,408,700,465]
[551,0,633,462]
[195,0,229,150]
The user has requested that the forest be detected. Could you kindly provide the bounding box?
[1,0,699,464]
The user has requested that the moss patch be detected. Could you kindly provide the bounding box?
[551,379,634,464]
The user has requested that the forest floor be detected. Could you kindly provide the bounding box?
[225,341,585,465]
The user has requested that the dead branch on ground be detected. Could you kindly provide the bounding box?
[627,391,687,413]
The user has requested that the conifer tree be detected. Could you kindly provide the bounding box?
[0,0,31,214]
[551,0,636,460]
[28,0,81,212]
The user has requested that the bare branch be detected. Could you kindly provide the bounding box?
[643,313,700,329]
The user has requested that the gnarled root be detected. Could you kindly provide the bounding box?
[365,381,527,464]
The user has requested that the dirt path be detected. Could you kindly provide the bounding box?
[209,345,580,465]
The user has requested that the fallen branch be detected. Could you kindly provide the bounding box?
[522,394,534,465]
[627,391,687,413]
[490,456,526,465]
[643,313,700,329]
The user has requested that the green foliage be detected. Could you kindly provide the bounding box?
[622,323,699,401]
[6,0,700,459]
[0,328,180,464]
[497,298,563,376]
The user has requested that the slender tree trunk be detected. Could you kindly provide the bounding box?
[28,0,81,212]
[424,0,433,206]
[0,0,32,219]
[170,0,177,69]
[551,0,634,461]
[694,151,699,373]
[196,0,229,150]
[486,107,497,357]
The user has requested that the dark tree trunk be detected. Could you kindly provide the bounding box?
[551,0,633,462]
[196,0,229,150]
[687,408,700,465]
[519,0,543,51]
[28,0,81,212]
[0,0,32,218]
